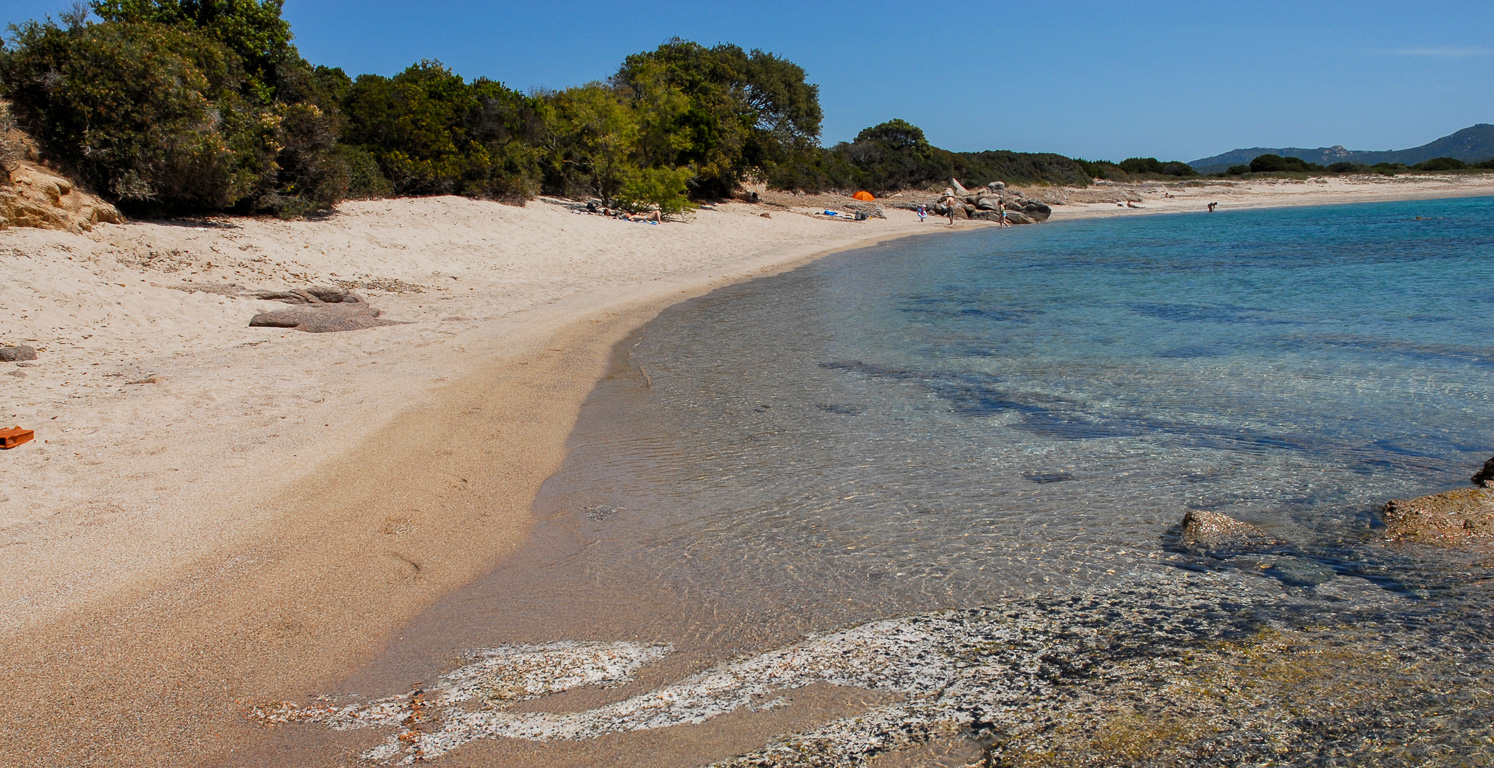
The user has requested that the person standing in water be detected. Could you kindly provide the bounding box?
[1207,201,1218,212]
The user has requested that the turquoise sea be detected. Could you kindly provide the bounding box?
[297,197,1494,766]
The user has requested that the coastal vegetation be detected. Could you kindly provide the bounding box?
[1220,152,1494,178]
[2,2,1488,217]
[0,1,1165,216]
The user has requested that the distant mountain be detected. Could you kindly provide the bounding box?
[1189,124,1494,173]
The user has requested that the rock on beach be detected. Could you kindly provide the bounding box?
[248,286,396,333]
[0,344,37,362]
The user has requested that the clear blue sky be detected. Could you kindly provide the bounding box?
[5,1,1492,162]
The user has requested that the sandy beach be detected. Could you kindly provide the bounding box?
[3,173,1494,765]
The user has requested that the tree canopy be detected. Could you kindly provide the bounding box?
[613,39,821,197]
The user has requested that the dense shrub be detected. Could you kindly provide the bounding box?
[0,8,347,215]
[1119,157,1164,175]
[1,19,265,210]
[339,61,540,201]
[1327,161,1357,173]
[768,118,1092,193]
[1076,158,1126,180]
[956,150,1091,187]
[335,144,392,199]
[616,166,694,214]
[1414,157,1466,171]
[1160,161,1198,177]
[1248,153,1319,173]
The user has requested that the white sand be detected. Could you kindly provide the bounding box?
[1047,172,1494,219]
[0,197,931,636]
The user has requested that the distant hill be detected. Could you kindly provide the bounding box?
[1189,124,1494,173]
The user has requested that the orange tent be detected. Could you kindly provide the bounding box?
[852,190,875,201]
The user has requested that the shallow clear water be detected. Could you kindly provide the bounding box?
[301,198,1494,766]
[552,197,1494,612]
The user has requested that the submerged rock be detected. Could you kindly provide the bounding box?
[1178,509,1282,556]
[1383,486,1494,546]
[1264,556,1337,587]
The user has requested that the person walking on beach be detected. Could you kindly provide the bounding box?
[917,204,927,223]
[944,195,959,226]
[997,198,1009,227]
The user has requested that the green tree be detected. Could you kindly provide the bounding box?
[854,119,928,150]
[339,61,539,200]
[535,83,639,203]
[614,39,821,197]
[1,19,264,209]
[1119,157,1165,175]
[90,0,294,102]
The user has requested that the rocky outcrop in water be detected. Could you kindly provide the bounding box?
[1381,456,1494,547]
[1473,456,1494,487]
[1383,486,1494,546]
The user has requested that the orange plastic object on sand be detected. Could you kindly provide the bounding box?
[852,190,875,201]
[0,427,35,449]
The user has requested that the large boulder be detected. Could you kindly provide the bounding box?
[249,288,397,333]
[1383,487,1494,546]
[1011,199,1052,222]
